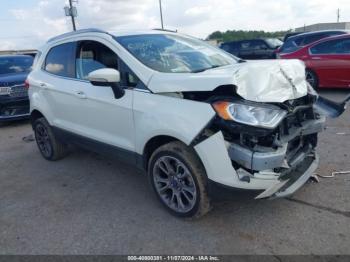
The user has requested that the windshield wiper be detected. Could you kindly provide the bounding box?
[191,65,221,73]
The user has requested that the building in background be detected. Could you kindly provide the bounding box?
[295,22,350,33]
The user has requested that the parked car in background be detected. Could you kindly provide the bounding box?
[220,38,283,59]
[0,55,33,122]
[279,34,350,89]
[277,30,349,57]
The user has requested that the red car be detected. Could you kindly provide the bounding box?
[279,34,350,89]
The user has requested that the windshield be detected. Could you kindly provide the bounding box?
[0,56,33,75]
[265,38,283,48]
[115,34,236,73]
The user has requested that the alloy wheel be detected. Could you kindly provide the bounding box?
[153,156,197,213]
[35,123,53,158]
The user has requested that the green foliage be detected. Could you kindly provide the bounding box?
[207,30,291,42]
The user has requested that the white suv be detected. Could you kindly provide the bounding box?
[28,29,328,218]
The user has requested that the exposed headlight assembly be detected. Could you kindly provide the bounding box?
[212,101,287,129]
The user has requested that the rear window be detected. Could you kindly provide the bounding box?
[0,56,33,75]
[44,42,75,77]
[280,37,304,53]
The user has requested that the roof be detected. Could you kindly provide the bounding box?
[47,28,178,43]
[287,30,350,40]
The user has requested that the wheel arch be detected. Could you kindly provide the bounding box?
[142,135,181,170]
[30,109,45,127]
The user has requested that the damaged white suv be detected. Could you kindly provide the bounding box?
[28,29,341,218]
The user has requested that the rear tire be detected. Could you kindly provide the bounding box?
[148,141,211,218]
[33,117,68,161]
[306,69,319,89]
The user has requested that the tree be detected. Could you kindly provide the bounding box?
[207,29,290,42]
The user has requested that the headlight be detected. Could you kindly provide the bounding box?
[212,101,287,129]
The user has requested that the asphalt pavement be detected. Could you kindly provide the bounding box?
[0,89,349,255]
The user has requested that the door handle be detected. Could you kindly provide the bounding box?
[311,57,322,60]
[39,82,48,89]
[75,91,87,99]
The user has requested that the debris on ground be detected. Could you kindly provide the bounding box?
[310,170,350,182]
[22,134,35,143]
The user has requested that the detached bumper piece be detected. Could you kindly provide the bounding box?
[0,97,29,122]
[255,153,319,199]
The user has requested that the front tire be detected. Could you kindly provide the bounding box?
[306,69,319,89]
[33,117,68,161]
[148,141,211,218]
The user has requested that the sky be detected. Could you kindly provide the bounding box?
[1,0,350,50]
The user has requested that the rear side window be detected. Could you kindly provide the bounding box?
[250,40,269,49]
[221,42,239,53]
[44,42,75,77]
[311,38,350,54]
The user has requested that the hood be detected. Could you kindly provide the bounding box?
[0,72,28,86]
[148,59,308,103]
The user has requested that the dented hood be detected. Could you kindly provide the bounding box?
[148,59,308,103]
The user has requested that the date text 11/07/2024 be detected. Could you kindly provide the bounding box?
[127,256,220,261]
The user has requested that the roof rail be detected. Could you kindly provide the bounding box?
[152,28,178,33]
[47,28,109,43]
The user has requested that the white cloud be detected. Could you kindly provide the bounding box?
[3,0,350,49]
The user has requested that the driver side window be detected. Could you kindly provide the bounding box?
[76,40,119,80]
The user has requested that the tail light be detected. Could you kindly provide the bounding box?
[24,79,30,89]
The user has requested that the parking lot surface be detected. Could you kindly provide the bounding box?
[0,90,349,255]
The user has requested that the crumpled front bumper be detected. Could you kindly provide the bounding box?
[194,114,325,199]
[255,153,319,199]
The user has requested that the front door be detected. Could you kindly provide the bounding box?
[68,39,135,152]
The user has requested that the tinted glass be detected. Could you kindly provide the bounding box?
[280,37,304,53]
[0,56,33,75]
[116,34,235,73]
[221,42,239,53]
[76,41,118,80]
[250,40,269,49]
[44,42,75,77]
[240,41,252,50]
[311,38,350,54]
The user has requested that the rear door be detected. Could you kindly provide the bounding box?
[39,41,78,127]
[309,38,350,88]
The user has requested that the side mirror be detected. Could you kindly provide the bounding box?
[88,68,125,99]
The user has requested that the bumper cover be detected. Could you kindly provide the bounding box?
[228,117,325,171]
[0,96,29,122]
[255,153,319,199]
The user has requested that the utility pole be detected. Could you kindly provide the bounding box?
[337,8,340,23]
[159,0,164,29]
[69,0,76,31]
[64,0,78,31]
